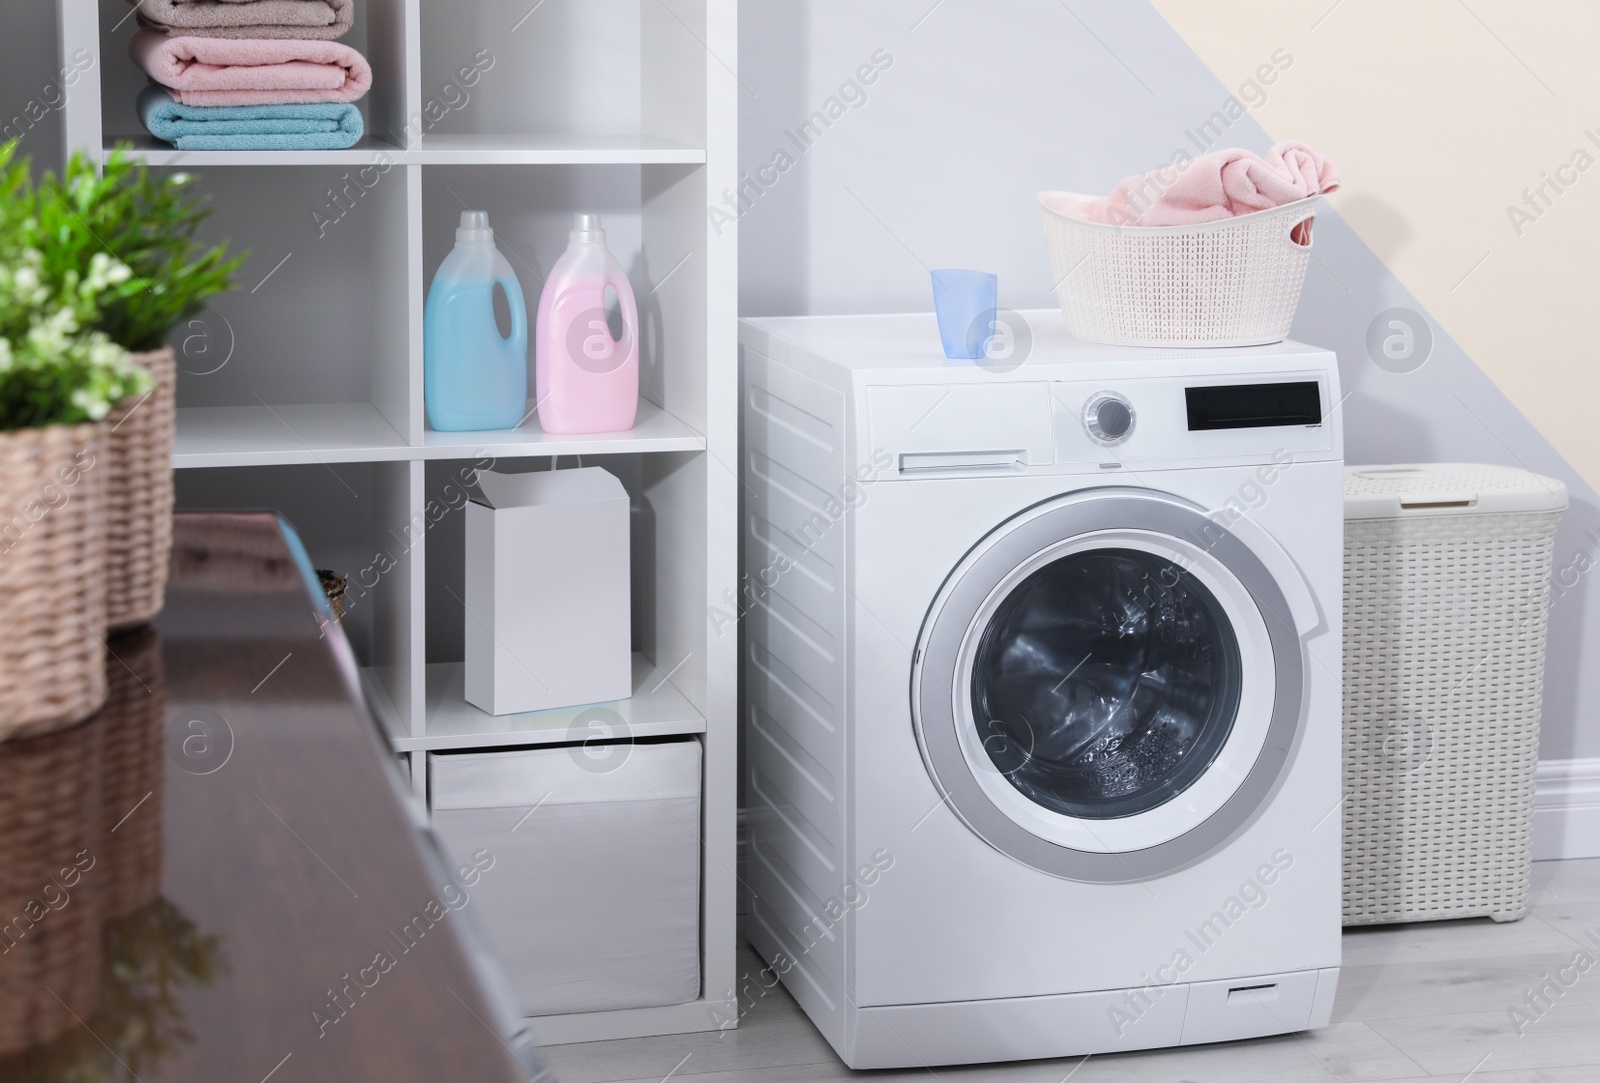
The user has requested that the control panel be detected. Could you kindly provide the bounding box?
[862,371,1336,479]
[1054,373,1333,468]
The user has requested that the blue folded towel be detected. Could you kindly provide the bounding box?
[137,85,364,151]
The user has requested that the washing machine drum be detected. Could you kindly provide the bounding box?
[912,489,1305,883]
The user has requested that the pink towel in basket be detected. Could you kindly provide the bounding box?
[129,29,371,105]
[1073,141,1340,229]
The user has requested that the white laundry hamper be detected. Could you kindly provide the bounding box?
[1037,191,1318,348]
[1342,464,1567,925]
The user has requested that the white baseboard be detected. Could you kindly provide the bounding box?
[1534,758,1600,861]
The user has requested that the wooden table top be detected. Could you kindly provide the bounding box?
[0,511,542,1082]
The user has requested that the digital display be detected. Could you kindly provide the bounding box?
[1185,381,1322,431]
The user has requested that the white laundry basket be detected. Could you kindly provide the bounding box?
[1342,464,1567,925]
[1037,191,1318,348]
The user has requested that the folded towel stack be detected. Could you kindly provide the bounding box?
[127,0,368,151]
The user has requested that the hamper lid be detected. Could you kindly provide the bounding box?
[1345,463,1567,519]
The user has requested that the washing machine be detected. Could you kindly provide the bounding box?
[738,310,1343,1069]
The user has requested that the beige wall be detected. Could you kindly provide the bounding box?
[1154,0,1600,488]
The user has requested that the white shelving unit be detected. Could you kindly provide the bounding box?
[58,0,738,1044]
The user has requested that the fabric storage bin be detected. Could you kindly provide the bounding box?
[429,738,701,1016]
[1343,464,1567,924]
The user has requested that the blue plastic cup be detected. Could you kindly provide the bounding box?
[931,269,998,360]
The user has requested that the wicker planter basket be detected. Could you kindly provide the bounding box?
[105,346,177,632]
[318,569,347,622]
[0,711,105,1055]
[0,423,109,738]
[100,627,166,919]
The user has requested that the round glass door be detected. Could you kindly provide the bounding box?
[970,548,1243,820]
[912,490,1306,883]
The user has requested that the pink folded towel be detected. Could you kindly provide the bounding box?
[128,0,354,41]
[129,29,371,106]
[1072,141,1340,228]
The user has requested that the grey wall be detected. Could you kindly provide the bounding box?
[2,5,66,169]
[737,0,1600,762]
[4,3,1595,760]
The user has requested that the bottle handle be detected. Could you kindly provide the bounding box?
[605,268,639,346]
[495,273,528,344]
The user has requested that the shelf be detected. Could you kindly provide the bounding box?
[173,400,705,468]
[106,133,406,167]
[529,997,737,1045]
[419,400,706,459]
[366,653,707,753]
[174,403,406,468]
[406,134,706,166]
[107,133,706,168]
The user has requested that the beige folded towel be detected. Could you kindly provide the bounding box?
[127,0,354,41]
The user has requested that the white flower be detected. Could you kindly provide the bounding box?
[70,384,112,421]
[85,251,133,292]
[1,249,49,307]
[25,306,81,356]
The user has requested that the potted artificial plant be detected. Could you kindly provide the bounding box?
[0,143,151,736]
[41,145,245,629]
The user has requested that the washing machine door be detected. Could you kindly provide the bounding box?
[911,488,1306,883]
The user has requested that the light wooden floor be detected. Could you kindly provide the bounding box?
[541,858,1600,1083]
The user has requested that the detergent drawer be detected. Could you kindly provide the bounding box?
[868,382,1053,477]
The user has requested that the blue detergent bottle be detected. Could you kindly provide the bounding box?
[424,210,528,431]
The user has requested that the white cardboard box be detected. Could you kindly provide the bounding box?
[464,467,631,715]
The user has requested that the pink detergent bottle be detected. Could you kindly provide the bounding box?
[535,214,639,434]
